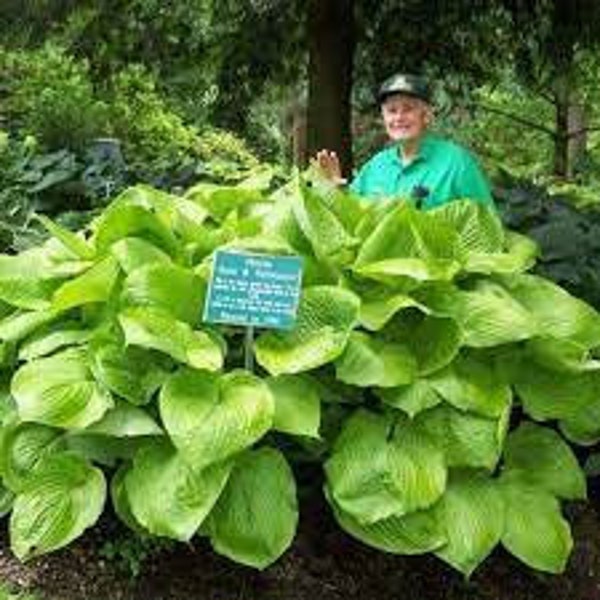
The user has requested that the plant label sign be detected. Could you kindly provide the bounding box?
[204,250,303,329]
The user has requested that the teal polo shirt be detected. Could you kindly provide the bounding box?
[350,134,493,209]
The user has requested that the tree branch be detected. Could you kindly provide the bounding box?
[568,125,600,138]
[475,103,556,137]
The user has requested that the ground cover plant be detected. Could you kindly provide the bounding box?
[0,171,596,579]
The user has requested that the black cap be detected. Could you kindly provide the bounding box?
[377,74,431,105]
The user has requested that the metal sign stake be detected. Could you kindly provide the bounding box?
[244,326,255,372]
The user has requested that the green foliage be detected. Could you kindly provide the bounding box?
[0,174,595,577]
[0,44,108,150]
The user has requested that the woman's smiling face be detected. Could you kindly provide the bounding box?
[380,94,432,142]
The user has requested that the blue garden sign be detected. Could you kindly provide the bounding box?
[204,250,303,330]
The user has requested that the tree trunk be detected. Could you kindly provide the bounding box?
[567,99,587,177]
[306,0,355,176]
[553,84,570,178]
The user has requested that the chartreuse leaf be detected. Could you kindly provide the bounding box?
[464,232,538,275]
[525,337,600,373]
[267,375,321,438]
[10,452,106,560]
[35,214,95,260]
[353,257,461,284]
[559,396,600,446]
[18,325,91,361]
[355,203,462,270]
[111,237,172,274]
[255,286,360,375]
[335,332,417,388]
[90,341,170,406]
[52,255,120,311]
[11,348,113,429]
[428,353,511,418]
[325,410,446,524]
[431,200,504,254]
[291,176,358,261]
[121,263,205,325]
[500,474,572,574]
[502,423,586,500]
[0,484,14,518]
[0,309,61,344]
[93,202,180,257]
[359,292,427,331]
[124,440,232,541]
[160,369,274,469]
[416,404,508,471]
[383,312,462,375]
[435,471,504,577]
[119,306,223,370]
[85,399,163,437]
[512,359,599,421]
[110,464,148,535]
[0,421,64,492]
[378,380,443,418]
[498,273,600,347]
[417,281,537,347]
[206,448,298,569]
[326,488,446,555]
[0,251,65,310]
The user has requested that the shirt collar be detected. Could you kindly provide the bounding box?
[386,132,434,168]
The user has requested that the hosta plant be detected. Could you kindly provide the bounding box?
[0,172,596,577]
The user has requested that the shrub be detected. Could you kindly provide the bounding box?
[0,44,109,150]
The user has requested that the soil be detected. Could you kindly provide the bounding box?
[1,488,600,600]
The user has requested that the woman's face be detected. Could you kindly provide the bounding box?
[381,94,432,142]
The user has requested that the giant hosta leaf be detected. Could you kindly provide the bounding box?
[18,324,91,361]
[354,257,461,285]
[465,232,538,275]
[111,237,172,274]
[121,263,205,325]
[0,421,64,492]
[52,256,120,311]
[35,214,95,260]
[85,399,163,437]
[359,291,428,331]
[502,423,586,500]
[93,202,179,257]
[110,465,147,535]
[431,200,504,254]
[160,369,274,469]
[10,453,106,560]
[11,348,113,429]
[325,410,446,524]
[0,251,64,309]
[255,286,360,375]
[383,313,462,375]
[206,448,298,569]
[90,341,170,406]
[512,359,599,421]
[118,307,223,371]
[0,309,61,345]
[500,475,572,574]
[559,396,600,446]
[327,489,446,555]
[435,471,504,576]
[417,280,537,347]
[124,440,232,540]
[291,177,358,261]
[525,337,600,373]
[335,332,416,388]
[355,202,462,268]
[428,353,511,418]
[498,273,600,347]
[267,375,321,438]
[378,380,442,418]
[416,404,508,471]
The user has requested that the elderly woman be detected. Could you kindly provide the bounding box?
[316,73,493,209]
